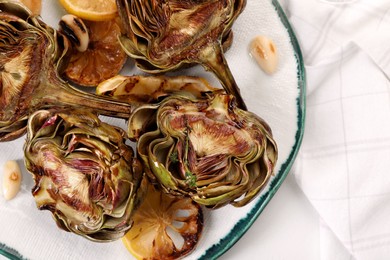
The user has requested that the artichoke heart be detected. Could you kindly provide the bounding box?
[24,109,143,241]
[129,91,278,208]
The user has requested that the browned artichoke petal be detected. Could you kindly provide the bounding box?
[24,109,142,241]
[136,129,180,191]
[127,103,159,140]
[0,1,31,20]
[0,119,28,141]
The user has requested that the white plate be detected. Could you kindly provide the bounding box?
[0,0,305,259]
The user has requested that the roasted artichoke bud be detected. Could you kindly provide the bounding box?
[24,109,143,241]
[116,0,247,109]
[128,91,277,208]
[0,1,133,141]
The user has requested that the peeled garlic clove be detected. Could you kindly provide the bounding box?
[2,160,22,201]
[59,14,89,52]
[249,35,278,75]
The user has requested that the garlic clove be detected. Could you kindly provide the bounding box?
[2,160,22,201]
[59,14,89,52]
[249,35,279,75]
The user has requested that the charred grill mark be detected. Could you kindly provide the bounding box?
[124,77,139,93]
[38,204,56,212]
[73,17,87,33]
[59,20,80,46]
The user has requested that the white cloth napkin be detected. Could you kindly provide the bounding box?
[279,0,390,259]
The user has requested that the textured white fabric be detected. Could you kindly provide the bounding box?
[279,0,390,259]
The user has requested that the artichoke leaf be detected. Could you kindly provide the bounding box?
[147,137,179,191]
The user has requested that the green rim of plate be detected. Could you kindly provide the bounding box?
[0,244,25,260]
[0,0,305,259]
[199,0,306,259]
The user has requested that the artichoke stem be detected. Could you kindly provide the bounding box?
[42,79,134,119]
[201,45,247,110]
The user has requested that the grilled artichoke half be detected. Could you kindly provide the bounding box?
[24,109,143,241]
[0,1,133,141]
[128,91,277,208]
[116,0,247,109]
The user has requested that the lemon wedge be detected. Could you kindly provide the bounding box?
[58,0,117,21]
[122,179,203,260]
